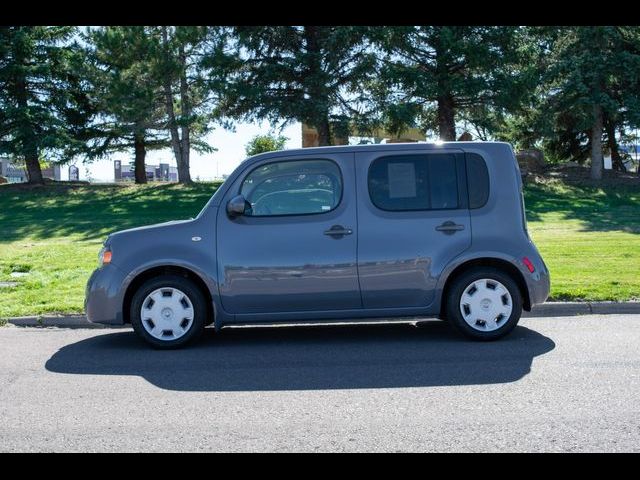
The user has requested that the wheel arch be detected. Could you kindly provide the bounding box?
[122,265,215,326]
[439,257,531,319]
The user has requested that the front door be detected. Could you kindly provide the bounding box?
[355,149,472,309]
[217,153,361,316]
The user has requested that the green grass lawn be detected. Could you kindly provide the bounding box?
[525,178,640,302]
[0,177,639,319]
[0,182,219,319]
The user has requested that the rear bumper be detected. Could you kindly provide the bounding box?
[85,263,127,325]
[523,252,551,308]
[527,267,550,307]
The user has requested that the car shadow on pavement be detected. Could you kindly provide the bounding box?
[45,321,555,392]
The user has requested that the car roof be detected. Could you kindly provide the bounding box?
[243,141,512,164]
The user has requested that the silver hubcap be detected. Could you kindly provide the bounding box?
[459,278,513,332]
[140,287,194,341]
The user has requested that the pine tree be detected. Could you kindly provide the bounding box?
[221,26,376,146]
[150,26,233,184]
[542,27,640,179]
[82,26,170,184]
[372,26,534,141]
[0,26,84,184]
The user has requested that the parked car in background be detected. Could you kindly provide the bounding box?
[86,142,550,348]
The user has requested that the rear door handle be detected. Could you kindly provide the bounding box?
[436,221,465,234]
[324,225,353,237]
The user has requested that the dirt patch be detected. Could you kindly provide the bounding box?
[529,164,640,187]
[0,179,101,192]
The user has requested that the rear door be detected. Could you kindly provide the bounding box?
[355,149,471,308]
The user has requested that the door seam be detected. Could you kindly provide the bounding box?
[353,152,365,309]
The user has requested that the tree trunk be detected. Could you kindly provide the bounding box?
[23,145,42,185]
[605,115,625,172]
[433,28,456,142]
[161,26,185,183]
[133,131,147,184]
[177,43,192,184]
[590,104,604,180]
[316,117,332,146]
[303,26,332,147]
[14,50,43,184]
[437,93,456,141]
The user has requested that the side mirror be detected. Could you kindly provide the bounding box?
[227,194,249,217]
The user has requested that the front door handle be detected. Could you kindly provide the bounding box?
[324,225,353,237]
[436,221,465,235]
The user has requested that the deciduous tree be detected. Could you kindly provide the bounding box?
[245,133,288,156]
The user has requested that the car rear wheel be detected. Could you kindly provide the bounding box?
[130,275,207,349]
[446,267,523,341]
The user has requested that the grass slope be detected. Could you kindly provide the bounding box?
[0,177,638,318]
[525,178,640,302]
[0,182,219,318]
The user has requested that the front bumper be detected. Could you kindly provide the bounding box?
[85,263,127,325]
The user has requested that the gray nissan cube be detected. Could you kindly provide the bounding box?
[86,142,550,348]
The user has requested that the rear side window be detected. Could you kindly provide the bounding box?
[240,159,342,217]
[368,154,459,211]
[465,153,489,209]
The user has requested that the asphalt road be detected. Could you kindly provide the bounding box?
[1,315,640,452]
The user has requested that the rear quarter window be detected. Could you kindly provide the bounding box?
[368,153,459,211]
[466,153,489,209]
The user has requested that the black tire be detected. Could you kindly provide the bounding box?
[130,275,208,349]
[445,267,523,341]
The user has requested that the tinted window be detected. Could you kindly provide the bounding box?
[466,153,489,209]
[241,159,342,216]
[368,154,459,211]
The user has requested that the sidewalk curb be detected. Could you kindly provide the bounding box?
[4,302,640,328]
[523,302,640,317]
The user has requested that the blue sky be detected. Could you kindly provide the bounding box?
[64,120,303,182]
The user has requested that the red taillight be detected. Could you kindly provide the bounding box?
[523,257,535,273]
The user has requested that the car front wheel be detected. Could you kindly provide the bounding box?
[130,275,207,349]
